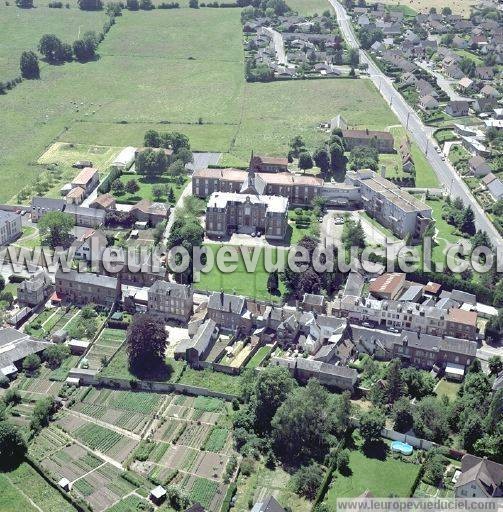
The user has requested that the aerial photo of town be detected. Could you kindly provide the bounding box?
[0,0,502,509]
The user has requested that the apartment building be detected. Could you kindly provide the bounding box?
[192,168,323,206]
[206,291,247,332]
[206,192,288,240]
[0,211,22,245]
[147,280,193,322]
[55,270,119,307]
[338,296,478,340]
[351,324,477,371]
[350,170,432,240]
[71,167,100,196]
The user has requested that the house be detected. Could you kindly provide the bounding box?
[71,167,99,196]
[300,293,326,314]
[475,66,494,80]
[341,129,395,153]
[419,94,439,111]
[174,319,218,367]
[207,291,247,332]
[455,454,503,498]
[480,84,499,99]
[445,308,478,340]
[65,186,85,205]
[444,65,464,79]
[17,270,53,307]
[64,205,106,228]
[0,210,22,245]
[55,269,120,306]
[31,197,66,222]
[458,77,474,91]
[469,156,491,177]
[147,280,193,322]
[251,496,286,512]
[483,173,503,201]
[417,79,438,98]
[445,100,470,117]
[90,193,116,211]
[71,229,107,261]
[452,35,468,48]
[473,97,498,114]
[369,273,405,300]
[249,155,289,173]
[131,199,168,227]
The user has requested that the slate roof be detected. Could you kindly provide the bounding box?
[208,292,246,315]
[455,455,503,497]
[149,280,192,299]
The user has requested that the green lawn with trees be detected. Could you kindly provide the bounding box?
[0,6,400,202]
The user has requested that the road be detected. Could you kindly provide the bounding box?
[264,27,288,66]
[328,0,503,251]
[415,61,470,102]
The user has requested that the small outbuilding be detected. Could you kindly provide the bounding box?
[445,362,465,381]
[150,485,167,505]
[58,478,71,491]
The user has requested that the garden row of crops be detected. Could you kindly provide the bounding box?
[109,390,162,414]
[74,423,124,453]
[204,428,229,453]
[189,477,219,510]
[29,426,71,462]
[177,423,211,449]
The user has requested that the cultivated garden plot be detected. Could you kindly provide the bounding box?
[83,327,126,370]
[152,417,185,443]
[172,472,229,512]
[29,424,73,463]
[69,387,163,434]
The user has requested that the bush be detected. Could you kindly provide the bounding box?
[23,354,41,373]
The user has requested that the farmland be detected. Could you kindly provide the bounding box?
[0,5,400,203]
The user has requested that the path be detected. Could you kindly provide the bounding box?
[415,61,471,102]
[328,0,503,251]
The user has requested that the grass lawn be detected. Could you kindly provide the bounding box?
[288,0,334,15]
[435,379,461,401]
[178,367,243,396]
[245,345,273,369]
[234,460,312,512]
[0,6,400,202]
[111,173,188,205]
[323,443,421,503]
[0,462,77,512]
[454,49,483,65]
[196,244,287,302]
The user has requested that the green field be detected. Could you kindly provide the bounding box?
[0,462,77,512]
[196,245,287,302]
[0,6,402,203]
[323,445,421,503]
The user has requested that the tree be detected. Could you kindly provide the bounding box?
[168,187,176,204]
[22,354,41,373]
[336,448,350,472]
[43,344,70,369]
[20,51,39,79]
[329,135,345,172]
[292,462,324,500]
[385,359,405,404]
[73,31,98,62]
[125,179,140,195]
[348,48,359,67]
[136,148,168,178]
[126,0,139,9]
[359,409,385,445]
[152,185,164,201]
[189,0,198,7]
[39,211,75,248]
[441,6,452,14]
[272,379,340,463]
[252,366,295,433]
[0,422,27,469]
[414,397,450,443]
[77,0,103,9]
[342,218,365,249]
[349,145,378,171]
[313,146,330,173]
[267,269,279,294]
[16,0,33,7]
[38,34,65,63]
[401,367,435,399]
[289,135,306,159]
[460,206,475,235]
[393,397,414,433]
[0,275,4,292]
[126,313,168,375]
[298,151,313,172]
[30,397,56,433]
[111,179,125,194]
[424,452,447,486]
[460,415,484,451]
[144,129,161,147]
[176,148,193,165]
[488,356,503,376]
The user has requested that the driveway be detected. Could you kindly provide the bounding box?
[263,27,288,66]
[415,61,471,102]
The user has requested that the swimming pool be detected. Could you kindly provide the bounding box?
[391,441,413,455]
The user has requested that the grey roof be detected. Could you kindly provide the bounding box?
[149,280,191,299]
[451,289,477,305]
[397,285,423,302]
[56,269,117,289]
[240,171,266,195]
[31,197,66,210]
[455,455,503,497]
[64,204,106,221]
[296,357,358,379]
[17,270,52,293]
[0,328,28,347]
[302,293,325,306]
[343,272,365,297]
[176,319,216,356]
[0,210,20,223]
[208,292,246,315]
[0,329,51,368]
[251,495,286,512]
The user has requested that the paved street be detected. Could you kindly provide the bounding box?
[415,61,471,102]
[328,0,503,251]
[264,26,288,66]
